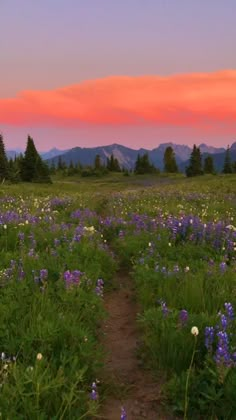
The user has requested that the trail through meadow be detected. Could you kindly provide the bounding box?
[99,269,175,420]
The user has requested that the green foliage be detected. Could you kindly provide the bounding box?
[186,144,203,177]
[167,362,236,418]
[204,155,215,174]
[106,153,121,172]
[163,146,178,173]
[134,153,158,174]
[0,134,9,182]
[21,136,52,183]
[223,145,232,174]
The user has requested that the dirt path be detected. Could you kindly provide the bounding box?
[99,270,173,420]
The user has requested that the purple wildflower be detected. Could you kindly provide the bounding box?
[179,309,188,326]
[224,302,234,320]
[40,269,48,280]
[205,326,215,351]
[121,407,127,420]
[215,330,231,366]
[219,262,227,273]
[95,279,104,297]
[90,382,98,400]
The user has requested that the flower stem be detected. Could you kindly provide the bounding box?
[184,336,197,420]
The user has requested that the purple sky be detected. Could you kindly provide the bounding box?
[1,0,236,150]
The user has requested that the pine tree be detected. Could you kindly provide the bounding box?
[186,145,203,177]
[203,156,215,174]
[50,161,56,175]
[57,156,63,170]
[94,154,102,170]
[34,158,52,183]
[163,146,178,173]
[0,134,9,182]
[134,154,141,173]
[21,135,51,183]
[134,153,156,174]
[113,157,121,172]
[222,145,232,174]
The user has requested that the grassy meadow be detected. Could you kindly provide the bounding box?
[0,173,236,419]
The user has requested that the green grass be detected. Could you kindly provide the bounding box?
[0,173,236,418]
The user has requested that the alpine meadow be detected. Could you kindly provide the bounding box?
[1,1,236,418]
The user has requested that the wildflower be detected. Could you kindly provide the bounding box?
[95,279,104,297]
[90,382,98,400]
[191,326,199,336]
[220,314,228,330]
[184,266,190,273]
[205,326,214,351]
[40,269,48,280]
[219,262,227,273]
[179,309,188,326]
[224,302,234,320]
[121,407,127,420]
[36,353,43,361]
[215,331,231,366]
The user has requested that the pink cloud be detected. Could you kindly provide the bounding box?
[1,70,236,132]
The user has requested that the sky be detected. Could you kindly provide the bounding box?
[1,0,236,151]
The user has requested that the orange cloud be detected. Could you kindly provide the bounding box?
[1,70,236,129]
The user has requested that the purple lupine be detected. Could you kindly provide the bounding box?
[18,232,24,242]
[224,302,234,320]
[28,249,34,257]
[179,309,188,326]
[90,382,98,400]
[219,262,227,273]
[121,407,127,420]
[95,279,104,297]
[40,269,48,281]
[220,314,228,330]
[215,330,231,366]
[160,300,169,317]
[205,326,215,351]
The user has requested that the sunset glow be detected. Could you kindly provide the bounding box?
[1,71,236,130]
[1,1,236,149]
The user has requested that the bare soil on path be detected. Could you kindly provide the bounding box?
[99,270,175,420]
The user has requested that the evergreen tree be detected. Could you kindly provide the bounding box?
[34,158,52,183]
[232,161,236,173]
[0,134,9,182]
[110,154,115,170]
[134,153,157,174]
[50,161,56,175]
[57,156,63,171]
[134,154,141,173]
[163,146,178,173]
[222,145,232,174]
[113,157,121,172]
[21,135,51,183]
[106,153,121,172]
[94,154,102,170]
[203,155,215,174]
[186,145,203,177]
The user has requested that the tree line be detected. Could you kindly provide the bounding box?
[0,134,51,183]
[1,134,236,183]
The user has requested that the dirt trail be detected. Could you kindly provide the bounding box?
[99,270,173,420]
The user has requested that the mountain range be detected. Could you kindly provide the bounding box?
[6,142,236,172]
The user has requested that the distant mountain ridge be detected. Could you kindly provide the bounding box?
[7,142,236,172]
[6,148,67,160]
[45,142,229,172]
